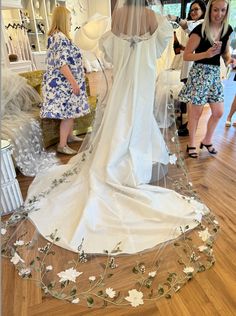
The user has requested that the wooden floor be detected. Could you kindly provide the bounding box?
[2,71,236,316]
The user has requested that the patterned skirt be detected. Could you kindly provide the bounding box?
[178,63,224,105]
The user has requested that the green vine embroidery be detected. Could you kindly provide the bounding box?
[1,213,219,308]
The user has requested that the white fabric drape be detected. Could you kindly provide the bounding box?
[24,14,208,254]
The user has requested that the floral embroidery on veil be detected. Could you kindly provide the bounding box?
[1,114,219,307]
[1,207,218,307]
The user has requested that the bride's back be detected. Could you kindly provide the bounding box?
[111,4,158,36]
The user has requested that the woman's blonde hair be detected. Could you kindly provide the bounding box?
[201,0,230,44]
[48,6,71,39]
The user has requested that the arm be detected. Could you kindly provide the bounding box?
[178,18,188,30]
[222,39,235,66]
[167,15,188,30]
[54,34,81,95]
[183,33,222,61]
[60,65,80,95]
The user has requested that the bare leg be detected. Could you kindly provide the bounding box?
[188,103,203,154]
[67,120,83,142]
[201,102,224,147]
[226,95,236,121]
[69,122,75,138]
[59,118,74,147]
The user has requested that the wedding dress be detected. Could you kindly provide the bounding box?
[2,2,218,308]
[25,14,205,254]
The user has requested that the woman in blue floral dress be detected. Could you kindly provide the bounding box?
[41,6,90,155]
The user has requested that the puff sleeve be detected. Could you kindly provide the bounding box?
[52,33,72,69]
[155,14,173,58]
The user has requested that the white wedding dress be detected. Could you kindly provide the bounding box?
[26,15,208,254]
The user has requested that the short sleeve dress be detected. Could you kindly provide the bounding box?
[40,31,90,119]
[178,24,233,105]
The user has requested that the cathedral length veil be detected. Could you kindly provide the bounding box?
[2,0,219,308]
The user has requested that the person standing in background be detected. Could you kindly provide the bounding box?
[170,0,207,82]
[179,0,234,158]
[168,0,206,136]
[40,6,90,155]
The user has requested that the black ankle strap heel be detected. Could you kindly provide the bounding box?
[186,145,198,158]
[199,143,217,154]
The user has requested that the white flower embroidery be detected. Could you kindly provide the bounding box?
[105,287,116,298]
[10,252,25,265]
[198,228,211,242]
[46,265,53,271]
[125,289,144,307]
[198,245,208,252]
[18,268,31,276]
[57,268,83,283]
[14,240,25,246]
[71,298,80,304]
[183,267,194,274]
[1,228,7,235]
[169,154,177,165]
[89,276,96,282]
[148,271,156,278]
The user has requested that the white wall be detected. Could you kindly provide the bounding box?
[87,0,111,18]
[1,0,22,9]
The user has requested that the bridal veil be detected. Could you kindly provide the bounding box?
[2,0,218,308]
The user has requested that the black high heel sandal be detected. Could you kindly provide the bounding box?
[199,143,217,154]
[186,145,198,158]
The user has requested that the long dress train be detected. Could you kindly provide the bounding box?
[25,16,206,254]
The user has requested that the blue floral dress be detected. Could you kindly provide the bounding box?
[40,32,90,119]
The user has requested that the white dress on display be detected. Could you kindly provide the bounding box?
[26,15,208,254]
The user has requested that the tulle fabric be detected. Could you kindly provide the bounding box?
[1,68,58,176]
[1,4,219,309]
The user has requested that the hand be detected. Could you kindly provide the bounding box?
[167,14,176,22]
[71,82,80,95]
[226,57,236,68]
[213,41,222,49]
[206,41,222,58]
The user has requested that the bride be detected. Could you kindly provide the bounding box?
[2,0,218,308]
